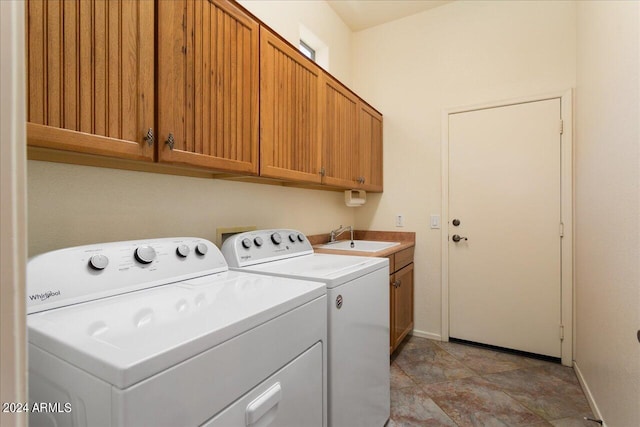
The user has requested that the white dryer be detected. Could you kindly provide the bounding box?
[27,237,327,427]
[222,229,390,427]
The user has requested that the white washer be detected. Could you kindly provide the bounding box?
[222,229,390,427]
[27,237,327,427]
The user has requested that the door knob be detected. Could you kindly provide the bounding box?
[452,219,461,226]
[452,234,468,242]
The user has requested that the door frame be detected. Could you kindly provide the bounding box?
[0,0,28,423]
[440,90,574,366]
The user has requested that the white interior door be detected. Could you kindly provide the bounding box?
[448,99,562,358]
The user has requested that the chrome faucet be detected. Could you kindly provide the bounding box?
[329,225,354,243]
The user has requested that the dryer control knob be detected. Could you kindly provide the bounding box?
[176,244,190,258]
[271,232,282,245]
[289,233,296,243]
[195,243,208,256]
[89,254,109,270]
[297,233,305,242]
[242,238,252,249]
[254,237,264,247]
[135,246,156,264]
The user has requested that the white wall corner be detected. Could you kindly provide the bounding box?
[411,329,442,342]
[573,362,608,427]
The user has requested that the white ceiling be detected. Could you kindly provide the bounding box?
[327,0,453,32]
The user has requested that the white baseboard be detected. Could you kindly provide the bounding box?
[573,361,606,427]
[411,329,442,341]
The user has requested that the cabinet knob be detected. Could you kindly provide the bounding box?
[143,128,154,146]
[165,133,175,150]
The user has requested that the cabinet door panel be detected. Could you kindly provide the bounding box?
[359,103,383,192]
[26,0,154,161]
[394,247,414,272]
[389,275,395,353]
[157,0,258,173]
[260,27,322,183]
[320,74,359,188]
[392,263,414,350]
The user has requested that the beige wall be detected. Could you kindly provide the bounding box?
[238,0,352,85]
[28,162,355,255]
[27,2,356,256]
[575,1,640,425]
[351,0,577,338]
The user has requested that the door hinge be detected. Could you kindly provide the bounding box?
[559,222,564,238]
[559,119,564,135]
[559,324,565,341]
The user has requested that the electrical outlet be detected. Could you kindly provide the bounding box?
[396,214,404,227]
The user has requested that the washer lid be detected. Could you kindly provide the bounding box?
[28,271,325,389]
[234,253,388,288]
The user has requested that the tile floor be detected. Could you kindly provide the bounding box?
[389,336,597,427]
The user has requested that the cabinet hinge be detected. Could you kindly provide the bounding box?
[559,119,564,135]
[559,324,565,341]
[559,222,564,238]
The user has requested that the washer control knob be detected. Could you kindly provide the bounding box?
[195,243,208,256]
[289,233,296,243]
[297,233,305,242]
[242,238,252,249]
[135,246,156,264]
[271,232,282,245]
[88,254,109,270]
[254,237,264,247]
[176,244,190,258]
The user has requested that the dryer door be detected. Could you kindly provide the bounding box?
[203,342,323,427]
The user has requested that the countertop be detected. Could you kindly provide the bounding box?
[309,230,415,258]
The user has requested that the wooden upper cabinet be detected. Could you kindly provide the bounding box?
[319,73,359,188]
[26,0,155,161]
[157,0,259,174]
[25,0,382,190]
[358,102,384,192]
[260,27,322,183]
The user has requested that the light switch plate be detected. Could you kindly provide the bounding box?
[430,215,441,229]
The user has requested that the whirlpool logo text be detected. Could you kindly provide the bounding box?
[28,290,61,302]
